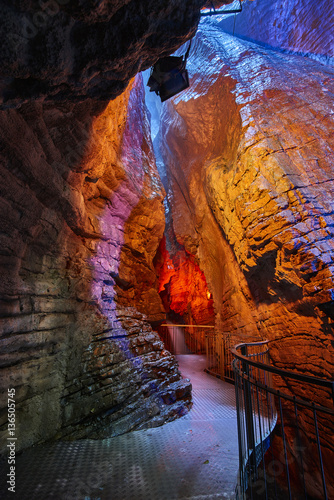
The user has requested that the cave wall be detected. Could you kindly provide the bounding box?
[158,21,334,379]
[220,0,334,66]
[0,0,332,459]
[156,15,334,493]
[155,233,215,325]
[0,74,192,454]
[0,0,231,454]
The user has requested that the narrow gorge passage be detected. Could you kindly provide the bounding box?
[0,1,333,499]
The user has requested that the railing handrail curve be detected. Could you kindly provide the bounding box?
[233,339,333,500]
[232,343,334,391]
[232,361,334,416]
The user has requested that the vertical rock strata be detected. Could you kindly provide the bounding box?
[0,75,191,453]
[158,22,334,495]
[160,22,334,382]
[220,0,334,66]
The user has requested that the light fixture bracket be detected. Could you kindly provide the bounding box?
[200,0,242,17]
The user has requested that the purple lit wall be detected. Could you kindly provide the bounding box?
[219,0,334,65]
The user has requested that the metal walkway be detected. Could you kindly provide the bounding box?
[0,355,238,500]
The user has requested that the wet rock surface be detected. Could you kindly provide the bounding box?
[0,0,236,456]
[156,18,334,495]
[220,0,334,66]
[0,0,333,475]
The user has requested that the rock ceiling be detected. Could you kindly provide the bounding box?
[0,0,216,107]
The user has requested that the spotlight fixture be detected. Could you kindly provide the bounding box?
[147,41,192,102]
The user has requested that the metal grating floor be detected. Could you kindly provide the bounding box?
[0,355,238,500]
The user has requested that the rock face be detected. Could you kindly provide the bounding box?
[0,0,238,456]
[159,17,334,383]
[0,0,246,454]
[155,16,334,496]
[155,233,215,326]
[0,74,192,453]
[0,0,332,474]
[0,0,206,108]
[220,0,334,66]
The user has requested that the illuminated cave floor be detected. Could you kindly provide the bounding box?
[1,355,238,500]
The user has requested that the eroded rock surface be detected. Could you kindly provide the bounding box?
[160,20,334,380]
[0,75,191,453]
[157,22,334,491]
[155,13,334,491]
[0,0,240,457]
[155,233,215,326]
[220,0,334,66]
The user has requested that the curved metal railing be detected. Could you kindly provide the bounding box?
[232,341,334,500]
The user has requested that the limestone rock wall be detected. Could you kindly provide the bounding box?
[220,0,334,66]
[155,233,215,326]
[160,19,334,379]
[0,0,237,458]
[157,19,334,495]
[0,75,191,454]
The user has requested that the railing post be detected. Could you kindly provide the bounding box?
[234,367,246,499]
[241,344,257,478]
[221,333,225,379]
[232,340,334,500]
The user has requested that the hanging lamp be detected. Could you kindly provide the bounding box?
[147,40,192,102]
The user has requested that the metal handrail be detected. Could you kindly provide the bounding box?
[157,323,210,355]
[233,363,334,416]
[204,330,234,382]
[157,325,234,381]
[233,341,334,500]
[232,342,334,390]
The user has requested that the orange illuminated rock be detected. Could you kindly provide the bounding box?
[160,22,334,379]
[0,75,190,453]
[158,22,334,497]
[155,235,214,325]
